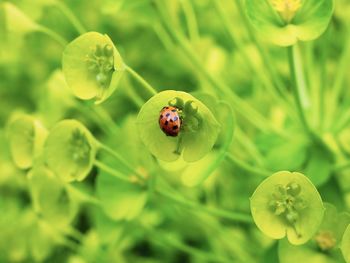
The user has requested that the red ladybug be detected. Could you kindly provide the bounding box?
[159,106,181,137]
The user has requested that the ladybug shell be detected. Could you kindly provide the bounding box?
[159,106,181,137]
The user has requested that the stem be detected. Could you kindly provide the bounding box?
[36,25,68,47]
[55,1,86,34]
[149,229,234,263]
[179,0,200,41]
[94,160,131,182]
[226,153,271,177]
[97,142,145,181]
[125,65,157,96]
[287,45,311,134]
[156,187,253,223]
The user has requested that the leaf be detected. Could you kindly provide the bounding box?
[245,0,334,46]
[43,120,97,182]
[136,90,220,162]
[62,32,125,104]
[250,171,324,245]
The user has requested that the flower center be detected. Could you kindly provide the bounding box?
[269,182,307,236]
[70,129,91,164]
[270,0,302,23]
[85,44,114,89]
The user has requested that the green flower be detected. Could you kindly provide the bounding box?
[6,114,47,169]
[43,120,97,182]
[62,32,125,104]
[250,171,324,245]
[136,90,220,162]
[245,0,334,46]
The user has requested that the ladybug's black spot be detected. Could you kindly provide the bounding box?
[166,113,170,117]
[173,125,178,130]
[170,119,173,122]
[165,107,169,109]
[165,121,169,125]
[171,109,177,112]
[159,115,163,119]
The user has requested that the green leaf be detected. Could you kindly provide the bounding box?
[43,120,97,182]
[6,114,48,169]
[250,171,324,245]
[136,90,220,162]
[62,32,125,104]
[245,0,334,46]
[341,224,350,263]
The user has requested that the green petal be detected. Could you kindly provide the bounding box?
[62,32,125,103]
[43,120,97,182]
[136,90,220,162]
[245,0,334,46]
[6,114,47,169]
[250,171,324,245]
[341,224,350,263]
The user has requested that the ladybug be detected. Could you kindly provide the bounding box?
[159,106,181,137]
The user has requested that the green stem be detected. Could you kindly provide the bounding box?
[36,25,68,47]
[226,153,271,177]
[287,45,311,134]
[96,142,145,181]
[55,1,87,34]
[94,160,132,182]
[179,0,200,41]
[125,65,157,96]
[149,229,235,263]
[156,187,253,223]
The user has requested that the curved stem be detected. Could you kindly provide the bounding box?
[125,65,157,96]
[226,153,271,177]
[96,142,145,181]
[94,160,131,182]
[156,187,253,223]
[55,1,87,35]
[36,25,68,47]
